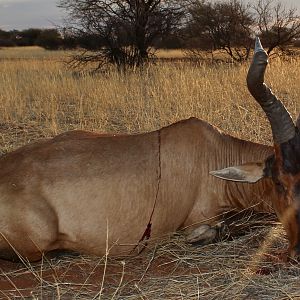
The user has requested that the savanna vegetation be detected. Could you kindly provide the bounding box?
[1,0,300,68]
[0,45,300,298]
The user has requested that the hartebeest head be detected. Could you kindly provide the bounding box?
[211,37,300,257]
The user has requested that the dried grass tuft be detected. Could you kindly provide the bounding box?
[1,214,300,299]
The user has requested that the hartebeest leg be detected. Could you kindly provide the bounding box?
[0,246,22,262]
[185,224,217,244]
[0,233,45,262]
[0,194,59,262]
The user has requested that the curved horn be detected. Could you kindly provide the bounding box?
[247,37,295,144]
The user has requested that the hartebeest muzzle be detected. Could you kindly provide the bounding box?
[211,37,300,258]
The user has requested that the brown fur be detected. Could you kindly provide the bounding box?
[0,118,276,261]
[272,144,300,256]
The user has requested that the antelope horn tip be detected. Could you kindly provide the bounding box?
[254,37,265,54]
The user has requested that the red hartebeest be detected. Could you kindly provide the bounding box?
[0,38,296,262]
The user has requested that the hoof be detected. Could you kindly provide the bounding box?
[185,224,217,244]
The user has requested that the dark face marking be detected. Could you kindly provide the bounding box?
[263,154,286,194]
[294,210,300,255]
[264,130,300,256]
[263,155,275,178]
[280,130,300,175]
[294,182,300,197]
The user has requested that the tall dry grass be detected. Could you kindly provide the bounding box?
[0,47,299,153]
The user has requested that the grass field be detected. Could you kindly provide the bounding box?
[0,46,300,299]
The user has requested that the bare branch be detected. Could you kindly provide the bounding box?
[59,0,186,70]
[253,0,300,55]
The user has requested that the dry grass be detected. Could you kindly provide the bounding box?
[1,214,300,299]
[0,47,300,299]
[155,49,186,59]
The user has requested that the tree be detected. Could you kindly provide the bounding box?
[186,0,254,62]
[0,29,15,47]
[18,28,42,46]
[58,0,185,70]
[35,29,63,50]
[253,0,300,55]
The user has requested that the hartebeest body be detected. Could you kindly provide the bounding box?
[0,38,297,262]
[0,118,275,261]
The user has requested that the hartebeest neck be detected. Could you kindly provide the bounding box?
[221,134,275,214]
[180,118,276,227]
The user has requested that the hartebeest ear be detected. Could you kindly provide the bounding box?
[210,162,266,183]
